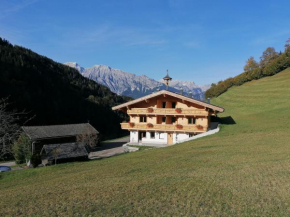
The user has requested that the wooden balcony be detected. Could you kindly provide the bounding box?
[121,123,207,133]
[127,108,208,116]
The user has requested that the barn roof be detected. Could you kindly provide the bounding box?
[41,143,88,161]
[22,123,98,141]
[112,90,224,113]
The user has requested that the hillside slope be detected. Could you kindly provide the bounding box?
[0,38,129,140]
[1,68,290,216]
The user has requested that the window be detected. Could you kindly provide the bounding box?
[150,132,155,139]
[159,132,164,139]
[162,102,166,108]
[162,117,166,123]
[140,116,147,122]
[172,102,176,108]
[171,117,176,123]
[188,117,196,124]
[139,132,146,140]
[189,133,194,137]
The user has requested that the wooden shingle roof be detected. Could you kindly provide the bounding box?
[22,123,98,141]
[112,90,224,112]
[41,143,88,161]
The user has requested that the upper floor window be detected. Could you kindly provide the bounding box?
[171,117,176,123]
[162,117,166,123]
[140,116,147,122]
[188,117,196,124]
[162,102,166,108]
[172,102,176,108]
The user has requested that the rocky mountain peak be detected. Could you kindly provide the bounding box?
[64,62,209,99]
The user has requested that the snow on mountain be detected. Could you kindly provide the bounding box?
[64,62,207,99]
[65,62,85,74]
[168,80,210,99]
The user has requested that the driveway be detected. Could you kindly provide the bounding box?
[89,136,129,159]
[0,161,16,167]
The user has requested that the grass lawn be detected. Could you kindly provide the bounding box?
[1,68,290,216]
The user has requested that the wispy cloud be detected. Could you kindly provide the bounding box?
[250,29,290,46]
[184,41,200,48]
[0,0,40,20]
[51,24,169,48]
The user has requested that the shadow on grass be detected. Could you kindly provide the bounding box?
[213,116,236,125]
[98,142,126,151]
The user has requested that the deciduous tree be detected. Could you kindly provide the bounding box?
[260,47,278,68]
[0,98,29,160]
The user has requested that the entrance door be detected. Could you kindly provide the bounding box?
[139,131,146,143]
[167,133,173,145]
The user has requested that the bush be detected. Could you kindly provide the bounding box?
[12,133,31,164]
[30,153,41,168]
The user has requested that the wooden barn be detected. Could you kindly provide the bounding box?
[40,143,88,165]
[22,123,99,164]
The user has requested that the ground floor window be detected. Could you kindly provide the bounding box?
[150,132,155,139]
[189,133,195,137]
[159,132,165,139]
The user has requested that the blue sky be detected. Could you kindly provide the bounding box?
[1,0,290,85]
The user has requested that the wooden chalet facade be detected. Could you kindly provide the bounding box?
[112,90,224,145]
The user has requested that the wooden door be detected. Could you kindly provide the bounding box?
[167,133,173,145]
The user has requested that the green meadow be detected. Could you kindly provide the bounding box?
[1,68,290,216]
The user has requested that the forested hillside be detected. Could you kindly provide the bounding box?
[206,39,290,98]
[0,38,130,140]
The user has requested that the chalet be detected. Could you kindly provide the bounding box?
[22,123,99,163]
[112,73,224,145]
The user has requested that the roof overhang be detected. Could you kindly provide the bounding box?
[112,90,224,113]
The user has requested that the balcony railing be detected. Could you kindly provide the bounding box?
[127,108,208,116]
[121,123,207,133]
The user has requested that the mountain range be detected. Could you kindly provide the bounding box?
[64,62,209,100]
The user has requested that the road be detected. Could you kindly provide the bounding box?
[89,136,130,159]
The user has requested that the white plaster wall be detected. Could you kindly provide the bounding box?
[142,132,167,144]
[176,123,220,144]
[173,133,189,144]
[130,131,138,143]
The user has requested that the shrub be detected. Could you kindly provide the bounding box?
[147,108,154,113]
[30,153,41,168]
[175,108,182,114]
[147,123,153,128]
[197,125,203,130]
[12,133,31,164]
[129,122,135,127]
[176,124,183,129]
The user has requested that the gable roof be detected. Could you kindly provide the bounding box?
[112,90,224,112]
[41,143,88,161]
[22,123,99,141]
